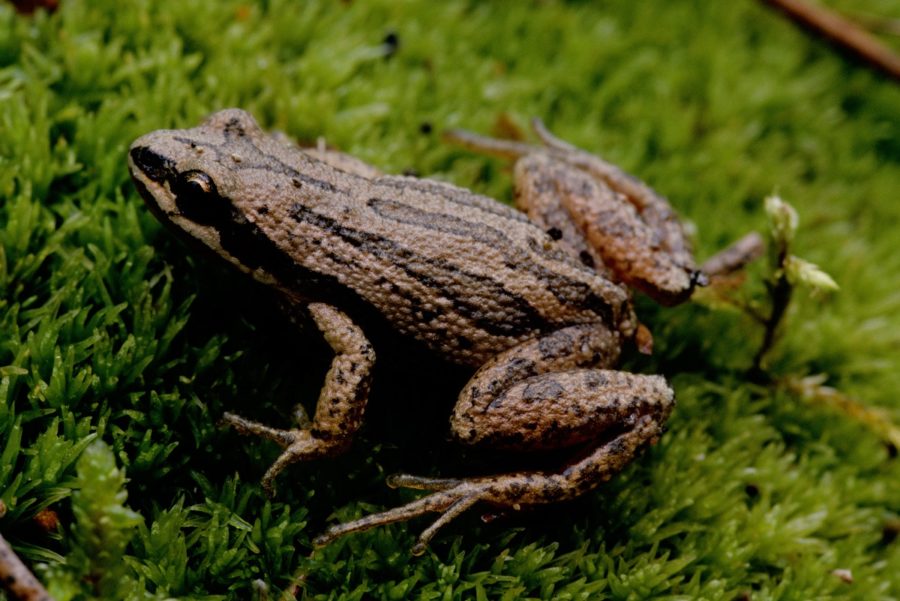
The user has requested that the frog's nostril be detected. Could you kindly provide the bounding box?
[129,145,175,184]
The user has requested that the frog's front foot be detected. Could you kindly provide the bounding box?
[221,413,341,496]
[314,415,662,555]
[221,303,375,496]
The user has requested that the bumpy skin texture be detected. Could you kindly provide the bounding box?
[446,121,703,306]
[128,109,690,552]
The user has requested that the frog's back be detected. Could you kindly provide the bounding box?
[256,164,635,366]
[128,109,634,367]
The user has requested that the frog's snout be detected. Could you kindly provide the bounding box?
[129,144,175,185]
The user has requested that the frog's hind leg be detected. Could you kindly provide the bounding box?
[222,302,375,496]
[516,152,702,305]
[314,325,673,553]
[446,122,703,305]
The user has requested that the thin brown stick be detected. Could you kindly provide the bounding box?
[760,0,900,81]
[751,244,793,376]
[0,502,55,601]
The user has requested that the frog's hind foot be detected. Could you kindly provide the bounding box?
[314,416,661,554]
[314,479,489,556]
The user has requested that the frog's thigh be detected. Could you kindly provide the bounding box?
[451,323,622,446]
[515,154,694,305]
[454,369,672,451]
[222,302,375,494]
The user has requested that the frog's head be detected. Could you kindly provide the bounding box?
[129,108,263,237]
[128,109,290,281]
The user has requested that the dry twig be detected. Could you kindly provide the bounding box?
[760,0,900,81]
[0,502,55,601]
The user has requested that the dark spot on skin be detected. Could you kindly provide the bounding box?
[608,438,626,456]
[413,308,438,322]
[504,357,536,382]
[522,378,566,404]
[538,332,574,360]
[224,117,246,137]
[579,251,595,268]
[584,372,607,389]
[539,482,563,501]
[546,227,563,240]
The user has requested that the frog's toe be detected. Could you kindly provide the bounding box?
[314,483,489,554]
[531,118,578,152]
[220,412,299,447]
[386,473,463,491]
[223,412,352,495]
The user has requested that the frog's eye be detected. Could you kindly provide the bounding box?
[172,170,230,224]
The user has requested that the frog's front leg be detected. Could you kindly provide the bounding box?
[314,324,674,554]
[222,303,375,495]
[446,123,704,305]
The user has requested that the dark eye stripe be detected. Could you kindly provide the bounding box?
[130,146,176,184]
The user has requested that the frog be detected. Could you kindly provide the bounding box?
[128,109,704,554]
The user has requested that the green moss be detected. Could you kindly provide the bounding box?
[0,0,898,599]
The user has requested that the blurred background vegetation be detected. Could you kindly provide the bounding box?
[0,0,898,599]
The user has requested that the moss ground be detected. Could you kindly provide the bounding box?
[1,0,899,599]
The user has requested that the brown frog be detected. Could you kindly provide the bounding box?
[128,110,703,554]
